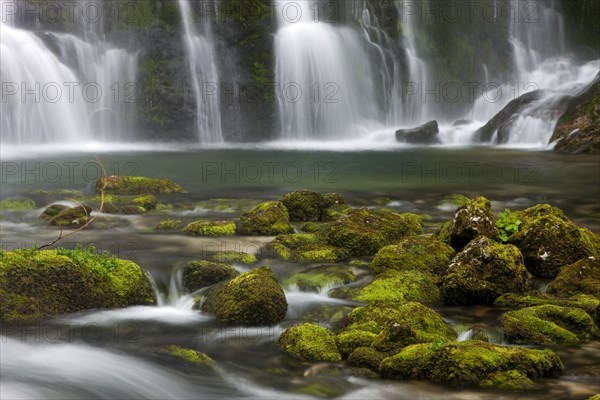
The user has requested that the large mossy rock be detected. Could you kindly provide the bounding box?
[547,257,600,298]
[380,340,563,388]
[439,236,532,305]
[324,208,422,256]
[0,249,156,322]
[96,176,185,194]
[280,190,325,222]
[508,204,600,278]
[352,270,442,305]
[321,193,352,222]
[284,265,355,292]
[238,201,294,235]
[502,305,599,345]
[370,236,455,275]
[182,220,236,236]
[265,233,349,263]
[182,261,239,292]
[200,266,287,325]
[277,323,341,362]
[449,196,499,250]
[495,292,600,315]
[46,205,93,227]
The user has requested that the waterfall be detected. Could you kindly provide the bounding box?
[0,0,138,144]
[177,0,223,143]
[274,0,379,140]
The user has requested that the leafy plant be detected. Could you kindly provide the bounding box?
[496,209,522,243]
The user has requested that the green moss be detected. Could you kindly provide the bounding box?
[210,251,257,264]
[265,243,292,260]
[300,222,324,233]
[131,195,157,211]
[182,261,238,292]
[277,323,341,362]
[238,201,294,235]
[302,305,353,326]
[370,236,455,275]
[495,291,600,314]
[284,265,355,292]
[431,220,452,245]
[587,395,600,400]
[120,205,146,215]
[322,193,351,222]
[324,208,422,256]
[201,266,287,325]
[479,370,536,390]
[40,204,67,220]
[347,347,385,372]
[162,345,214,367]
[439,236,532,305]
[267,233,349,263]
[272,233,320,248]
[96,176,184,195]
[449,196,499,250]
[0,198,36,211]
[155,219,183,231]
[0,247,155,322]
[335,330,378,358]
[380,340,563,387]
[502,304,599,345]
[280,190,325,222]
[547,257,600,298]
[221,0,273,24]
[48,205,93,227]
[353,270,442,304]
[292,244,349,263]
[183,220,236,236]
[509,204,599,278]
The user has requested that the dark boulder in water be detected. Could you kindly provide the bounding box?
[395,120,440,144]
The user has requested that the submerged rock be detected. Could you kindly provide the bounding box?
[370,236,455,275]
[182,261,238,291]
[277,323,341,362]
[162,345,214,367]
[395,120,440,144]
[0,248,156,322]
[449,196,499,250]
[502,304,599,345]
[380,340,562,388]
[96,176,185,194]
[324,208,422,256]
[201,266,287,325]
[238,201,294,235]
[547,257,600,298]
[508,204,600,278]
[439,236,532,305]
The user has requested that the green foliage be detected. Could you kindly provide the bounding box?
[496,208,522,243]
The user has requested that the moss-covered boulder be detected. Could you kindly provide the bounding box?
[439,236,532,305]
[449,196,499,250]
[238,201,294,235]
[292,244,349,263]
[265,234,349,263]
[119,204,146,215]
[277,323,341,362]
[502,304,599,345]
[0,198,36,211]
[353,270,442,304]
[347,347,385,372]
[162,345,214,367]
[47,205,93,227]
[431,220,452,245]
[40,204,68,220]
[0,248,156,322]
[130,195,157,211]
[508,204,600,278]
[321,193,352,221]
[495,292,599,314]
[155,219,183,231]
[380,340,563,387]
[324,208,422,256]
[547,257,600,298]
[209,251,257,264]
[183,220,236,236]
[300,221,325,233]
[284,265,355,292]
[96,176,184,194]
[370,236,455,275]
[280,190,325,222]
[182,261,239,292]
[335,330,379,358]
[201,266,287,325]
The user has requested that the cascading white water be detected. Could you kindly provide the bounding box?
[275,0,379,140]
[177,0,223,143]
[0,0,138,144]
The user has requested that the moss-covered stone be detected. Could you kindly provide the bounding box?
[280,190,325,222]
[347,347,385,372]
[155,219,183,231]
[183,220,236,236]
[284,265,355,292]
[266,233,349,262]
[131,195,157,211]
[547,257,600,298]
[162,345,214,367]
[370,236,455,275]
[182,261,239,292]
[502,304,599,345]
[238,201,294,235]
[300,222,325,233]
[40,204,68,220]
[96,176,185,195]
[324,208,422,256]
[449,196,499,250]
[380,340,562,387]
[277,323,341,362]
[495,291,600,315]
[119,205,146,215]
[431,220,452,245]
[292,244,350,263]
[210,251,257,264]
[201,266,287,325]
[508,204,600,278]
[0,248,156,322]
[0,198,36,211]
[271,233,320,248]
[48,205,93,227]
[322,193,352,221]
[335,330,378,358]
[439,236,532,305]
[479,370,536,390]
[353,270,442,304]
